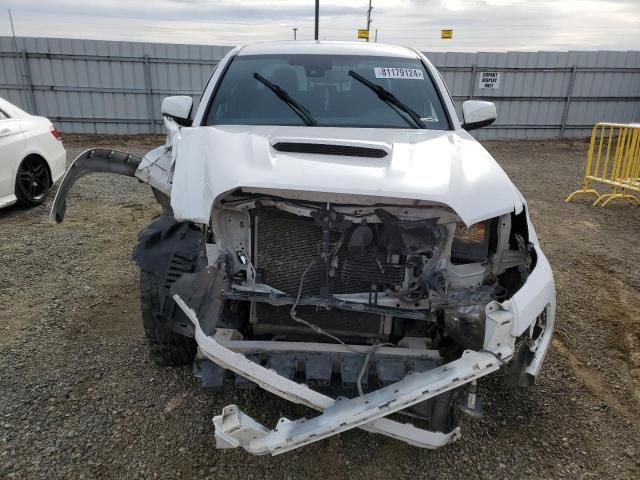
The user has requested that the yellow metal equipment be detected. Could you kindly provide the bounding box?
[566,122,640,207]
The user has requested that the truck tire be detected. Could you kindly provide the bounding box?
[140,269,196,366]
[503,338,535,388]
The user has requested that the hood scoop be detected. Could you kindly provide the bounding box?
[273,142,388,158]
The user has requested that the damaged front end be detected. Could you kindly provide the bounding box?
[51,118,555,455]
[166,187,554,454]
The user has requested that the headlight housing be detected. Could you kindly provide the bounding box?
[451,221,490,263]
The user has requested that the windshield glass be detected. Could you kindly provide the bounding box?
[205,54,450,130]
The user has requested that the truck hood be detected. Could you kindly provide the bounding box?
[170,125,523,226]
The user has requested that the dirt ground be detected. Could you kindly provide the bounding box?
[1,134,639,479]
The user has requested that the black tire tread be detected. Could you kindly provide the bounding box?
[503,338,535,388]
[140,269,196,366]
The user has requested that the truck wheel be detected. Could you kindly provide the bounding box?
[140,269,196,366]
[504,312,547,388]
[503,338,535,388]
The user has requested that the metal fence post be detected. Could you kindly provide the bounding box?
[143,55,155,133]
[560,65,577,138]
[468,64,476,100]
[20,49,37,114]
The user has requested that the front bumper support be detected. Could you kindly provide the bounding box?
[174,295,515,455]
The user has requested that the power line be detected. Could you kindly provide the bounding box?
[314,0,319,40]
[320,25,640,33]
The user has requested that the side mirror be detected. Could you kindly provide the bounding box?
[161,96,193,124]
[461,100,496,131]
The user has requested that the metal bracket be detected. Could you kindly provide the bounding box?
[174,294,515,455]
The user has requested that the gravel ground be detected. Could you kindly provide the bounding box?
[1,134,639,479]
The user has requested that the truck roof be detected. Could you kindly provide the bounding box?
[237,41,420,58]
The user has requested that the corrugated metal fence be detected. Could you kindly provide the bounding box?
[1,36,639,139]
[428,50,640,138]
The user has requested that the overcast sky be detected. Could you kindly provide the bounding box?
[1,0,638,51]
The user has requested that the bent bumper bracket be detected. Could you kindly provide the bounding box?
[174,294,515,455]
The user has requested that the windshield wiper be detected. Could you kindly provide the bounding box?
[253,73,317,126]
[347,70,425,129]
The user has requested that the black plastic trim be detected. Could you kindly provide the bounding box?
[273,142,388,158]
[200,53,237,127]
[462,117,496,131]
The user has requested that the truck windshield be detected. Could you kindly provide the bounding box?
[205,54,450,130]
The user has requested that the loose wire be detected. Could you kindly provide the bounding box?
[289,255,397,397]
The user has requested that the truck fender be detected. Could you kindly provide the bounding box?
[50,148,142,223]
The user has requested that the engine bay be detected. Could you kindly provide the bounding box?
[205,191,533,356]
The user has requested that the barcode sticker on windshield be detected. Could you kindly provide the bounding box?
[374,67,424,79]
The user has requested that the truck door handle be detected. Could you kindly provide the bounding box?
[0,128,11,137]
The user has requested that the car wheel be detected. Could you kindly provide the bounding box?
[15,155,51,207]
[140,269,197,366]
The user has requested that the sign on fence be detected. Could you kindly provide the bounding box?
[478,72,501,89]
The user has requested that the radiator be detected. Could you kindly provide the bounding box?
[253,208,405,295]
[251,208,406,339]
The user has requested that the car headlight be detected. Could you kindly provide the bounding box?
[451,221,490,263]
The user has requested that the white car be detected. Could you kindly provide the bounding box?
[52,41,555,455]
[0,97,66,209]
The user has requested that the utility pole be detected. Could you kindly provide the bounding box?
[366,0,373,42]
[314,0,319,40]
[7,9,28,111]
[293,28,298,40]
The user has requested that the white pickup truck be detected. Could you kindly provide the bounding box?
[52,41,555,455]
